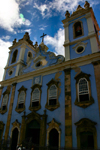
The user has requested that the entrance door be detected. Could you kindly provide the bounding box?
[80,131,94,149]
[26,120,40,145]
[11,128,19,150]
[49,129,59,148]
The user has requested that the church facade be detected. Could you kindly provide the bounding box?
[0,1,100,149]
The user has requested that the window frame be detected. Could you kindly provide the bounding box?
[0,90,10,114]
[73,21,84,39]
[15,86,27,113]
[45,79,60,111]
[78,78,89,102]
[29,84,42,111]
[74,72,94,108]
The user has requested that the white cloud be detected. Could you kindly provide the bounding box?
[0,39,11,81]
[33,0,100,18]
[45,28,64,56]
[39,25,48,30]
[18,29,32,35]
[1,36,11,40]
[0,0,31,32]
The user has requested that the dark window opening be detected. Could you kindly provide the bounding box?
[49,99,57,105]
[36,61,42,67]
[11,128,19,150]
[9,70,13,75]
[49,129,59,148]
[74,22,82,37]
[18,103,24,108]
[79,94,89,102]
[28,52,32,58]
[2,105,6,110]
[11,50,18,64]
[32,101,39,107]
[80,131,94,149]
[77,46,84,53]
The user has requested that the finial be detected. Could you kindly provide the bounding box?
[23,32,30,41]
[84,1,90,9]
[76,5,83,11]
[34,41,38,49]
[65,10,70,18]
[13,38,17,45]
[40,33,47,43]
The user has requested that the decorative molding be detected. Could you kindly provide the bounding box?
[75,118,97,149]
[74,71,94,108]
[72,41,87,54]
[47,118,61,147]
[1,52,100,86]
[29,84,42,111]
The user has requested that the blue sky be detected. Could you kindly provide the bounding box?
[0,0,100,81]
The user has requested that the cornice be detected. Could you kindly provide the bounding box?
[1,52,100,86]
[64,33,96,47]
[4,60,26,69]
[62,7,92,24]
[9,40,36,52]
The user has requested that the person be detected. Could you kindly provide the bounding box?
[16,144,19,150]
[18,144,22,150]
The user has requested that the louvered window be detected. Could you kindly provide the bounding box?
[49,84,57,105]
[18,91,25,108]
[2,94,8,110]
[78,78,89,102]
[32,88,39,107]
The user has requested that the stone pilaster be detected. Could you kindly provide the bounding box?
[64,68,72,148]
[92,60,100,115]
[40,110,47,146]
[20,112,26,143]
[4,83,17,140]
[0,86,3,99]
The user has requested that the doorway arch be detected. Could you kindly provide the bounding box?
[11,128,19,150]
[26,120,40,145]
[49,128,59,148]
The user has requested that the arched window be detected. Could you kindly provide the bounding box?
[18,91,25,108]
[27,51,32,63]
[11,49,18,64]
[32,88,40,107]
[74,21,83,38]
[2,94,8,110]
[49,84,57,105]
[78,78,89,102]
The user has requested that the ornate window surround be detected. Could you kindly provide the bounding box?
[11,49,18,64]
[47,118,61,147]
[11,119,21,144]
[15,86,27,113]
[45,79,60,111]
[0,121,5,140]
[74,71,94,108]
[73,20,84,39]
[29,84,42,111]
[75,118,97,149]
[0,90,10,114]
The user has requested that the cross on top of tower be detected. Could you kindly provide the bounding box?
[40,33,47,43]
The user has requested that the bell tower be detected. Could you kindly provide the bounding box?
[3,32,36,81]
[62,1,100,61]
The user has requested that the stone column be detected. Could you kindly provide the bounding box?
[4,83,17,140]
[92,60,100,115]
[64,68,72,148]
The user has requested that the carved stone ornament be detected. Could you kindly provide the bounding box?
[72,41,87,52]
[65,10,70,18]
[84,1,90,9]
